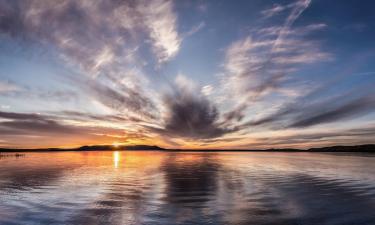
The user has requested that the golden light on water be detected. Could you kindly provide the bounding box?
[113,151,120,168]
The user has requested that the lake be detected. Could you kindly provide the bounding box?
[0,151,374,225]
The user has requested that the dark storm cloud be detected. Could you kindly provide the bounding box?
[152,79,235,139]
[161,91,230,139]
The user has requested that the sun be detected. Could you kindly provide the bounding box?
[112,142,121,148]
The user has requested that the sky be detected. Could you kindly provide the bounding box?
[0,0,374,149]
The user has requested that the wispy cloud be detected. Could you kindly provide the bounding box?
[138,0,182,63]
[70,74,158,122]
[184,21,206,38]
[0,80,21,93]
[239,86,375,130]
[219,0,330,128]
[0,111,85,140]
[261,0,311,19]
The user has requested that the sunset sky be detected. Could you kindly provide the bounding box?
[0,0,374,149]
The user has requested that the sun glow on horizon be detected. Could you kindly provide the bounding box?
[112,142,121,148]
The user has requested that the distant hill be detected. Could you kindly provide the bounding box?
[0,144,374,152]
[76,145,165,151]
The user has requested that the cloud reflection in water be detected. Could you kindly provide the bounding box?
[0,151,374,225]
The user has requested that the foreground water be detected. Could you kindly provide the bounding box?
[0,151,375,225]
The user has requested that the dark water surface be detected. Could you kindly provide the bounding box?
[0,151,374,225]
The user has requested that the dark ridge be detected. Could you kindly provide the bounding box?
[76,145,164,151]
[308,144,375,152]
[0,144,374,152]
[165,144,375,152]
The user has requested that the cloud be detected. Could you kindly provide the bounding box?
[248,126,375,149]
[0,111,131,139]
[261,0,311,19]
[0,80,21,93]
[1,0,125,75]
[3,87,78,102]
[70,75,159,122]
[261,4,286,18]
[138,0,181,63]
[0,111,43,120]
[0,110,155,148]
[289,95,375,128]
[56,111,141,124]
[0,0,178,146]
[201,85,213,96]
[0,0,182,128]
[0,79,80,103]
[222,21,328,101]
[154,75,233,139]
[0,0,373,149]
[240,90,375,129]
[219,0,330,128]
[0,111,80,135]
[222,104,248,124]
[0,0,182,68]
[184,21,206,38]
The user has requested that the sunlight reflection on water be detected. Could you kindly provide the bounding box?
[113,151,120,169]
[0,151,374,225]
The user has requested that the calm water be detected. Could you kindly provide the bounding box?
[0,151,375,225]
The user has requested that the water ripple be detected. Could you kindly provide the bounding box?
[0,151,374,225]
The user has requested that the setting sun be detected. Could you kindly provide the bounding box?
[112,142,121,148]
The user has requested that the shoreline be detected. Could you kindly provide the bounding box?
[0,144,374,153]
